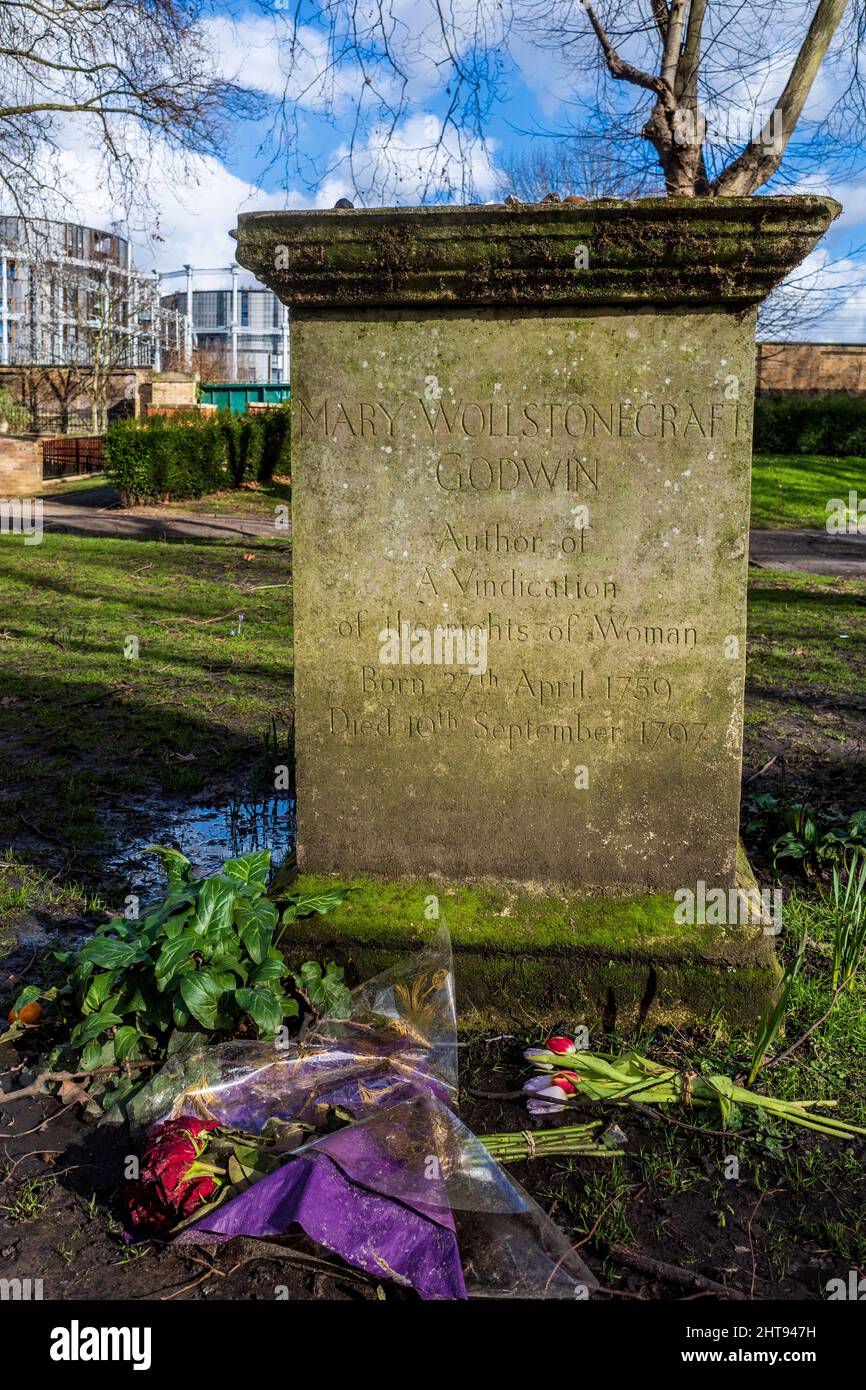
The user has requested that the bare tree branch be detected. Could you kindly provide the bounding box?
[713,0,850,194]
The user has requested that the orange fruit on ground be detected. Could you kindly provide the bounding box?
[8,1001,42,1024]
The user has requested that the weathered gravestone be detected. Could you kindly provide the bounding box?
[235,196,838,1025]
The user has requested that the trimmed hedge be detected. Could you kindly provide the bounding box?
[754,395,866,457]
[103,403,291,501]
[222,404,291,486]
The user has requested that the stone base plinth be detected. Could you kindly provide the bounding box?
[274,846,778,1031]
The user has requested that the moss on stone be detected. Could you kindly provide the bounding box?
[234,196,841,311]
[277,853,778,1030]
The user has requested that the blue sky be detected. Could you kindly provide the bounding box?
[56,1,866,341]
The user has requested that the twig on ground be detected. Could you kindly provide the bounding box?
[0,1101,78,1138]
[745,756,778,784]
[0,1060,160,1105]
[747,1189,780,1298]
[608,1243,749,1300]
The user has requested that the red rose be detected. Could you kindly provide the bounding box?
[126,1116,221,1238]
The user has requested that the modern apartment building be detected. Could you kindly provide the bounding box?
[160,265,290,383]
[0,216,182,370]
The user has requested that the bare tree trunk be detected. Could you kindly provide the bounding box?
[585,0,849,197]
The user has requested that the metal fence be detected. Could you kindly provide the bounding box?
[33,409,94,436]
[42,435,104,478]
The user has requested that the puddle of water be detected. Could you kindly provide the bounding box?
[107,795,296,903]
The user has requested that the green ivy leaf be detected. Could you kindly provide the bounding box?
[249,956,288,985]
[161,911,193,941]
[70,1007,124,1047]
[282,888,349,922]
[210,953,249,985]
[295,960,352,1019]
[235,898,277,965]
[77,936,147,970]
[80,1039,103,1070]
[154,928,201,990]
[11,984,41,1013]
[193,876,238,938]
[82,971,119,1014]
[114,1025,140,1063]
[172,1000,191,1029]
[235,987,284,1037]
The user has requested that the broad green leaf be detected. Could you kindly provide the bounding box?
[295,960,352,1019]
[153,888,199,925]
[144,845,195,889]
[161,911,192,941]
[77,936,146,970]
[80,1039,103,1070]
[12,984,41,1012]
[95,916,136,939]
[178,969,231,1030]
[210,954,248,985]
[235,898,277,965]
[121,985,150,1014]
[114,1026,140,1062]
[192,876,237,938]
[81,1038,118,1072]
[172,1001,191,1029]
[70,1007,124,1047]
[154,929,200,989]
[249,957,288,985]
[222,850,271,889]
[235,987,284,1037]
[283,888,349,921]
[82,971,119,1014]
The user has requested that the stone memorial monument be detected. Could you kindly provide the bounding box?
[235,196,838,1025]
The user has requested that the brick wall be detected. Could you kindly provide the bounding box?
[757,342,866,396]
[0,435,42,496]
[139,375,198,415]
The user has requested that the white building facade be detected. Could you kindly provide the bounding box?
[0,217,185,370]
[160,265,290,383]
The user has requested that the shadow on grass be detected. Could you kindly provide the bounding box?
[0,669,294,892]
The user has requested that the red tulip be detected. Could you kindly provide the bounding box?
[546,1036,577,1055]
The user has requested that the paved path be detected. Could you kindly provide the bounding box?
[39,485,281,542]
[35,486,866,574]
[749,528,866,578]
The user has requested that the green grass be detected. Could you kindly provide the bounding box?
[0,1176,55,1223]
[39,473,110,498]
[39,473,292,520]
[746,568,866,696]
[751,453,865,530]
[171,477,291,518]
[0,532,292,865]
[0,852,105,956]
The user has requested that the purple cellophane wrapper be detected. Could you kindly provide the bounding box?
[129,925,598,1299]
[177,1104,466,1300]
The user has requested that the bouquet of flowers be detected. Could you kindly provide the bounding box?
[523,1036,866,1138]
[122,937,598,1300]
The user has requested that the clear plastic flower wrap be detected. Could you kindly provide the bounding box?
[126,927,597,1300]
